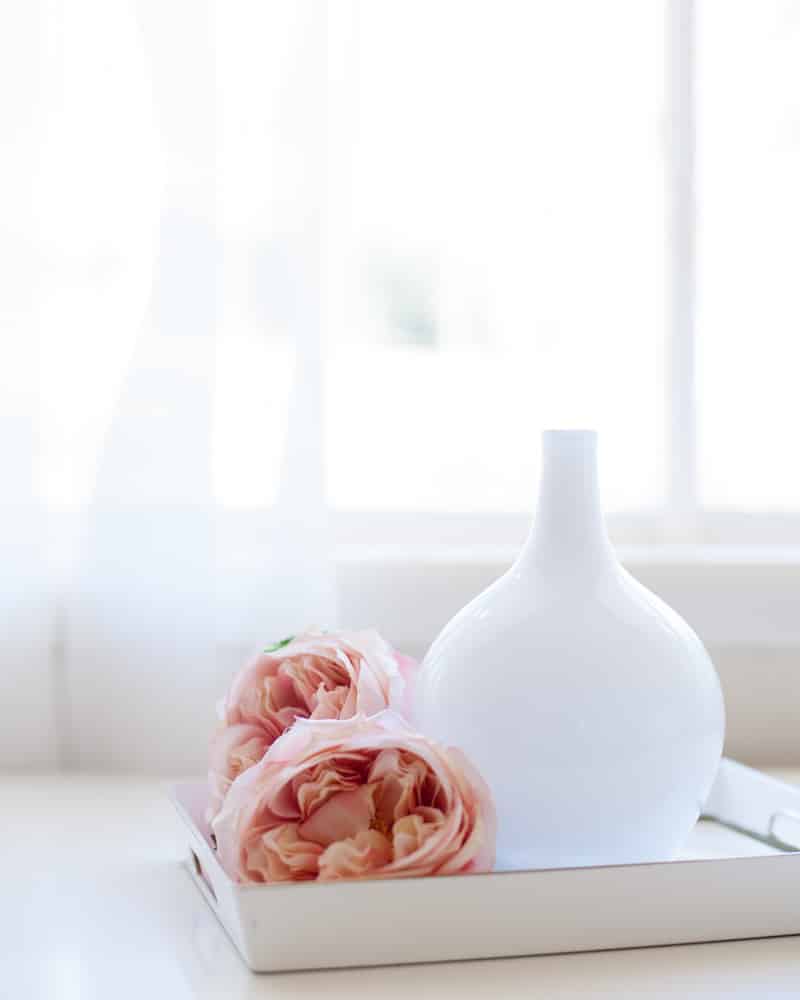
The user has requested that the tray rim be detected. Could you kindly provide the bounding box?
[171,756,800,896]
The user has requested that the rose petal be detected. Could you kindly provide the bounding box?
[293,760,363,818]
[392,809,446,860]
[244,823,323,882]
[370,749,428,827]
[207,723,270,820]
[318,830,393,881]
[298,785,376,847]
[309,684,348,720]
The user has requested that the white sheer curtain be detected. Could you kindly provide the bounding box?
[1,1,335,770]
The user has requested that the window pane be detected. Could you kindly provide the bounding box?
[325,0,667,513]
[698,1,800,509]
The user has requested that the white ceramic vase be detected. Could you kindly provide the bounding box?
[416,430,725,870]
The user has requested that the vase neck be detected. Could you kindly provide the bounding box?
[518,430,615,572]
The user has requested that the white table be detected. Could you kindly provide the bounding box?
[3,772,800,999]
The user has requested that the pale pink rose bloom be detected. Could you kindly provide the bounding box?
[207,629,417,820]
[212,711,496,884]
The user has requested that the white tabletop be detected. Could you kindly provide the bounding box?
[3,772,800,999]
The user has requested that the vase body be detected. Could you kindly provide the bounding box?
[416,430,725,870]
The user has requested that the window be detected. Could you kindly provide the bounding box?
[323,0,800,540]
[15,0,800,541]
[325,1,667,517]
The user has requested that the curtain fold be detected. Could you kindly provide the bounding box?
[2,0,335,771]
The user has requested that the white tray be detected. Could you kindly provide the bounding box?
[172,759,800,972]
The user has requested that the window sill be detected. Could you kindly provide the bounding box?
[337,542,800,566]
[335,544,800,647]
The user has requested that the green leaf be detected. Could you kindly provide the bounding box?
[265,636,294,653]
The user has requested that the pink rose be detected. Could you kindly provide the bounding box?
[212,711,495,883]
[208,629,417,818]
